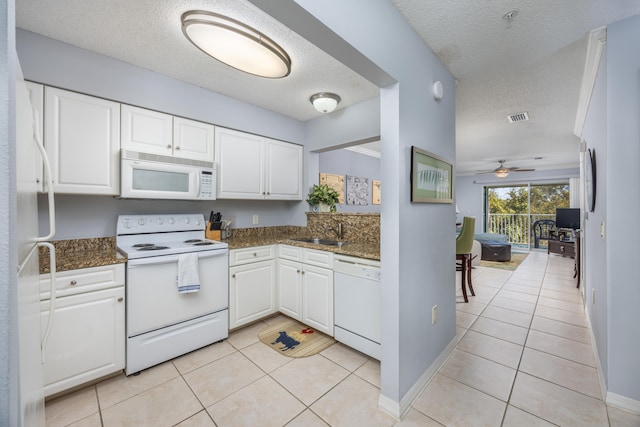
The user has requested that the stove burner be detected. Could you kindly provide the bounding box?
[194,242,214,246]
[133,243,154,247]
[184,239,203,243]
[137,245,170,251]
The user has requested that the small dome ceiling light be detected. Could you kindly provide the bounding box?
[310,92,341,114]
[181,10,291,78]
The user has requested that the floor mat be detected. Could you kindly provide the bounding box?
[480,252,529,271]
[258,319,335,358]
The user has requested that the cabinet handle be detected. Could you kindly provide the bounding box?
[175,146,181,150]
[232,274,236,278]
[166,144,172,149]
[301,271,305,275]
[296,269,300,273]
[253,253,257,257]
[117,297,123,302]
[69,280,77,286]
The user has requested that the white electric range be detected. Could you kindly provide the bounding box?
[116,214,229,375]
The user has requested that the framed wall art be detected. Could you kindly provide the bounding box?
[411,146,453,203]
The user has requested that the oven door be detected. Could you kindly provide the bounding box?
[126,249,228,337]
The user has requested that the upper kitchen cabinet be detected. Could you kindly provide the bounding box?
[215,127,302,200]
[44,87,120,195]
[121,105,214,161]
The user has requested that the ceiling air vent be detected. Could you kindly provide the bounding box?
[507,111,530,123]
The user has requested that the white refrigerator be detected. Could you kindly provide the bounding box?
[15,55,55,427]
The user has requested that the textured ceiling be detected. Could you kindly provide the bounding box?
[392,0,640,174]
[15,0,640,174]
[15,0,380,122]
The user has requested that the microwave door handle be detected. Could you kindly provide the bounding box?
[195,170,201,198]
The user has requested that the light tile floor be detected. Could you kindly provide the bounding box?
[45,252,640,426]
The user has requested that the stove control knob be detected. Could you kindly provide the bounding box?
[157,217,163,225]
[167,218,175,224]
[183,217,190,224]
[137,218,145,226]
[123,221,131,229]
[195,218,201,226]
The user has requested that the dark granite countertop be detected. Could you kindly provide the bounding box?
[39,237,126,274]
[225,234,380,261]
[39,220,381,274]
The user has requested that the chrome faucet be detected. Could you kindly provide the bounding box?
[326,222,343,240]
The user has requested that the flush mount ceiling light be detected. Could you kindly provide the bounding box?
[181,10,291,78]
[310,92,341,113]
[494,170,509,178]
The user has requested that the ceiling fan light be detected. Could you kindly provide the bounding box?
[495,171,509,178]
[181,11,291,78]
[310,92,341,113]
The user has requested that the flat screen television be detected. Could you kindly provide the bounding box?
[555,208,580,229]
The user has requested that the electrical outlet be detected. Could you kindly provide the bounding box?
[600,222,605,239]
[432,305,438,324]
[252,215,259,225]
[592,289,596,305]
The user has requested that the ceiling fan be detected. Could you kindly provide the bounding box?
[476,160,535,178]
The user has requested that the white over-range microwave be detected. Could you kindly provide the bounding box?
[121,150,216,200]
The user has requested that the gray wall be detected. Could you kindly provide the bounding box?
[455,168,580,233]
[580,46,608,389]
[604,14,640,401]
[279,0,456,407]
[1,0,18,423]
[318,149,380,213]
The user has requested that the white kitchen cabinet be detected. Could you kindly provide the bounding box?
[277,245,334,336]
[121,104,173,156]
[39,264,125,397]
[215,127,302,200]
[173,116,215,161]
[265,138,303,200]
[44,87,120,194]
[121,105,214,161]
[25,81,44,192]
[229,246,277,329]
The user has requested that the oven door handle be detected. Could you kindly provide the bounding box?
[126,249,229,267]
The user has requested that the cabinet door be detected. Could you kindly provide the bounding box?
[44,87,120,194]
[173,117,214,161]
[121,104,173,156]
[215,127,264,199]
[41,287,125,397]
[277,259,303,320]
[302,264,334,336]
[266,139,302,200]
[25,82,44,192]
[229,260,276,328]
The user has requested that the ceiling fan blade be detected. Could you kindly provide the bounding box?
[475,170,497,175]
[510,168,535,172]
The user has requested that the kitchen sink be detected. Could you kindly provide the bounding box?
[291,238,350,247]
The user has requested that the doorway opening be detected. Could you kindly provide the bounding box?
[485,183,570,250]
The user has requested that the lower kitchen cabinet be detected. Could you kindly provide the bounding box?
[39,264,125,397]
[277,245,334,336]
[229,246,277,329]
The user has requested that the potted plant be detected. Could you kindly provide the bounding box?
[306,184,339,212]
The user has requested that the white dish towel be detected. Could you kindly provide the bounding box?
[177,253,200,293]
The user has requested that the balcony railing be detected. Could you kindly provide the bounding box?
[487,213,556,248]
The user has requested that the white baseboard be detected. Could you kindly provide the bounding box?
[585,304,607,401]
[378,334,458,420]
[585,305,640,415]
[607,392,640,415]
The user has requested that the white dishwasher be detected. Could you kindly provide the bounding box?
[333,254,381,360]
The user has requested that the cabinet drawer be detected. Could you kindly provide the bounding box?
[302,248,334,268]
[549,240,575,257]
[229,245,275,266]
[277,244,303,262]
[40,264,125,300]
